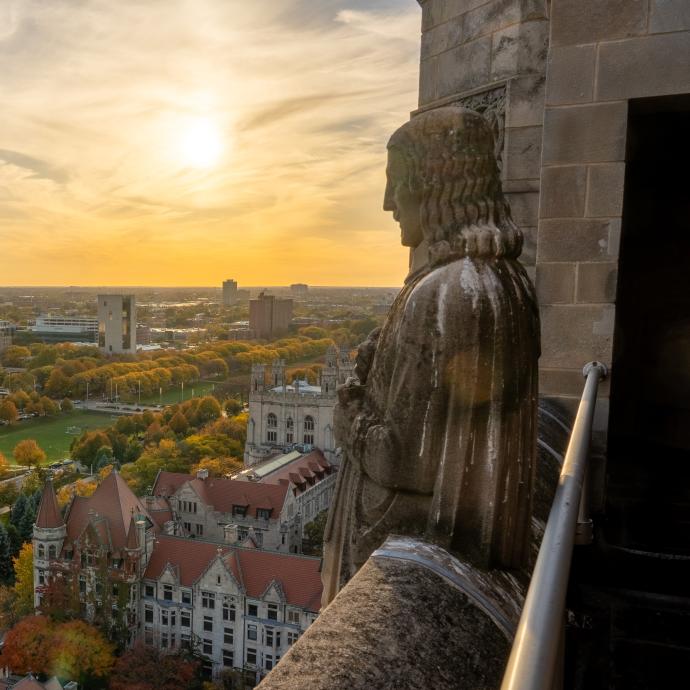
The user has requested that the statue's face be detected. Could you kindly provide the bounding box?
[383,147,423,248]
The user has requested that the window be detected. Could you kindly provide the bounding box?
[286,417,294,444]
[183,521,191,532]
[267,603,278,621]
[265,628,274,646]
[47,544,56,559]
[256,508,271,520]
[267,429,277,443]
[181,610,191,628]
[170,610,176,627]
[38,570,45,585]
[161,632,168,649]
[223,604,235,622]
[203,616,213,632]
[145,584,154,597]
[203,639,212,655]
[267,413,277,427]
[265,654,274,671]
[163,584,173,601]
[202,591,215,609]
[223,649,234,667]
[38,544,45,558]
[232,505,247,517]
[286,417,294,430]
[303,416,314,445]
[247,624,257,641]
[161,610,169,626]
[224,627,233,645]
[287,609,300,624]
[79,576,86,594]
[246,648,257,666]
[181,590,191,605]
[181,633,191,648]
[287,631,299,646]
[255,530,263,547]
[248,603,258,617]
[195,523,204,536]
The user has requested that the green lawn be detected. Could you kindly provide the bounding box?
[139,380,218,406]
[0,411,112,464]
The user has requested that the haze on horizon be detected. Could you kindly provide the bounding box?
[0,0,420,287]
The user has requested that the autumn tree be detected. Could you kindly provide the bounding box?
[61,397,74,412]
[0,345,31,368]
[39,395,60,416]
[0,615,53,674]
[13,439,47,470]
[168,410,189,435]
[191,456,243,478]
[0,399,18,425]
[0,451,10,477]
[12,542,34,616]
[108,643,200,690]
[71,430,112,467]
[51,619,115,685]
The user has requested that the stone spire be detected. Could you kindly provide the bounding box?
[125,514,139,550]
[35,479,64,529]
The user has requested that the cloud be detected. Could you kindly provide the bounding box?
[0,0,420,286]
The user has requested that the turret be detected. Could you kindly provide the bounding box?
[33,479,67,609]
[250,363,266,394]
[338,346,355,384]
[271,359,286,389]
[321,366,337,397]
[325,345,337,369]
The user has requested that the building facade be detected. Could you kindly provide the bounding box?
[222,279,238,306]
[248,293,293,339]
[29,315,98,344]
[0,320,14,353]
[33,473,322,683]
[97,294,136,355]
[244,347,354,466]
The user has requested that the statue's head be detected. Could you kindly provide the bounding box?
[384,106,521,262]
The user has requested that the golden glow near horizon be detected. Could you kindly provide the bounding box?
[0,1,420,287]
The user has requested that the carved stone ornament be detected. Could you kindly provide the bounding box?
[322,105,540,606]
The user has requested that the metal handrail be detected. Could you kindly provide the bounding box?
[501,360,608,690]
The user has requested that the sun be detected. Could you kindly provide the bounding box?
[178,117,224,169]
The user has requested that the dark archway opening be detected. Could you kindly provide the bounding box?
[607,95,690,556]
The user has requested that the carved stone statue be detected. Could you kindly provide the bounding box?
[322,106,540,606]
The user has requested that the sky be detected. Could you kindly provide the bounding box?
[0,0,421,287]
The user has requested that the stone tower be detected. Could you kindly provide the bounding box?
[33,479,67,608]
[271,359,286,389]
[250,363,265,394]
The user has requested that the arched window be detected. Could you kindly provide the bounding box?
[303,416,315,445]
[286,417,294,444]
[267,413,278,443]
[48,544,57,559]
[38,543,45,559]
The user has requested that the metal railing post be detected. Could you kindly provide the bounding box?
[501,361,607,690]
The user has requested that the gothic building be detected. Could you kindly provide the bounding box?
[32,472,322,682]
[244,346,354,466]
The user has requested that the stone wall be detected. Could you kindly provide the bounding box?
[536,0,690,423]
[417,0,550,273]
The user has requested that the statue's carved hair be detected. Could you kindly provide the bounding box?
[387,106,522,262]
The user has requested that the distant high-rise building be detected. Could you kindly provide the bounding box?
[249,292,293,339]
[0,320,14,353]
[290,283,309,297]
[222,278,238,306]
[97,294,136,355]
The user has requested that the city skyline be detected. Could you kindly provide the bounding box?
[1,0,420,287]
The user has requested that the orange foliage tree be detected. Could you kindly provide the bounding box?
[108,643,199,690]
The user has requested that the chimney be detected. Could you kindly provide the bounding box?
[197,469,209,481]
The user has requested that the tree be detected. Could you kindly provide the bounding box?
[195,396,222,425]
[168,411,189,435]
[0,399,18,425]
[0,584,18,629]
[0,615,53,674]
[192,456,242,478]
[0,345,30,368]
[61,397,74,413]
[12,542,34,616]
[108,644,200,690]
[51,619,115,685]
[303,509,329,556]
[39,395,60,416]
[13,439,47,470]
[0,451,9,477]
[0,524,12,582]
[10,492,28,527]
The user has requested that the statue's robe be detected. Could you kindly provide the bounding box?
[322,252,539,605]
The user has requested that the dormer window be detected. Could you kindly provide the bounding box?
[232,505,247,517]
[257,508,271,520]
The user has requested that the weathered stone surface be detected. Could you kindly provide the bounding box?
[505,125,542,180]
[437,36,492,98]
[491,19,549,80]
[650,0,690,33]
[419,56,439,106]
[259,539,525,690]
[538,218,620,262]
[505,190,539,227]
[596,32,690,100]
[540,304,615,368]
[322,107,540,605]
[577,262,618,303]
[520,225,538,266]
[421,16,464,59]
[422,0,494,31]
[551,0,648,47]
[545,44,596,105]
[463,0,522,42]
[539,165,587,218]
[586,163,626,218]
[542,102,628,164]
[536,262,576,304]
[507,74,546,128]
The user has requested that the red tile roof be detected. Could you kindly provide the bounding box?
[35,480,64,529]
[64,470,155,552]
[259,450,335,495]
[153,471,289,518]
[144,535,322,611]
